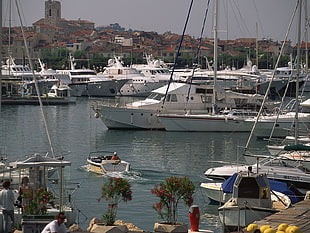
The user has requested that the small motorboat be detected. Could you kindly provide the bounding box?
[86,151,130,174]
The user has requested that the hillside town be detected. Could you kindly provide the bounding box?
[1,0,307,70]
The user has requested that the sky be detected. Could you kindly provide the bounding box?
[1,0,307,44]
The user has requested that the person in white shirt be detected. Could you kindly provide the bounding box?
[0,180,15,233]
[41,212,67,233]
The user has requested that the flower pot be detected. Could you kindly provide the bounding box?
[154,222,188,233]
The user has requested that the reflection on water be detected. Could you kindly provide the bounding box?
[0,98,269,232]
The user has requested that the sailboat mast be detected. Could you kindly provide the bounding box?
[256,23,259,68]
[295,0,302,144]
[212,0,218,115]
[305,0,309,79]
[0,0,2,114]
[14,0,56,158]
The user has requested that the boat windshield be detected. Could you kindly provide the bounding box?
[147,93,164,101]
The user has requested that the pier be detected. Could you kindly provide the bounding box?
[1,96,76,105]
[238,197,310,232]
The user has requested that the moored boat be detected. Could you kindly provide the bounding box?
[92,82,263,130]
[103,56,166,97]
[218,172,279,232]
[204,156,310,195]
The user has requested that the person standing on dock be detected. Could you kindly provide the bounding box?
[18,176,33,207]
[0,180,15,233]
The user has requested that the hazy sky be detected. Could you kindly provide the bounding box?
[2,0,307,44]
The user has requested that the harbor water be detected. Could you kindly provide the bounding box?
[0,98,269,232]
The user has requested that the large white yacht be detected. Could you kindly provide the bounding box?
[57,55,128,97]
[92,82,263,130]
[257,63,306,100]
[1,57,43,95]
[131,54,184,83]
[102,57,168,97]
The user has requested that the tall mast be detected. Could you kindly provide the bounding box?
[212,0,218,115]
[0,0,2,113]
[256,23,259,68]
[15,0,56,158]
[294,0,302,144]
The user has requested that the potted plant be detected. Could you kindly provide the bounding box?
[23,187,54,216]
[98,177,132,226]
[151,176,195,233]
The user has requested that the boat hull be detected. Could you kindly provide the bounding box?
[158,114,253,132]
[200,182,231,203]
[82,79,128,97]
[97,105,165,129]
[68,83,87,97]
[119,82,166,97]
[246,112,310,138]
[218,206,277,230]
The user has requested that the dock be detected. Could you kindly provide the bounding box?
[1,96,76,105]
[243,198,310,232]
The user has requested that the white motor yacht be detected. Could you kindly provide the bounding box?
[57,54,128,97]
[132,54,184,83]
[92,82,263,130]
[103,56,167,97]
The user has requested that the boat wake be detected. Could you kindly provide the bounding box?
[80,165,145,181]
[102,170,144,181]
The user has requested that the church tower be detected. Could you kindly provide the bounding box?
[45,0,61,26]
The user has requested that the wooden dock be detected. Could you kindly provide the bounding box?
[248,198,310,232]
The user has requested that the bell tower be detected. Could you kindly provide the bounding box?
[45,0,61,26]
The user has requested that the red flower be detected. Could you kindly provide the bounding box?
[151,176,195,224]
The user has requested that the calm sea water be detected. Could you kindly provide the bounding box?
[0,98,268,232]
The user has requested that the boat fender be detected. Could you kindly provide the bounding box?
[264,228,276,233]
[285,226,301,233]
[260,225,271,233]
[277,223,288,232]
[246,223,258,231]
